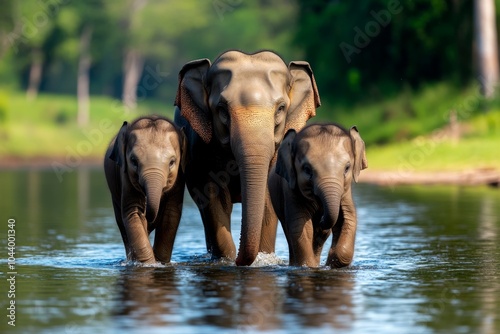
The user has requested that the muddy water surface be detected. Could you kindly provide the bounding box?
[0,168,499,333]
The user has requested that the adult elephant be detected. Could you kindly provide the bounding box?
[174,50,320,266]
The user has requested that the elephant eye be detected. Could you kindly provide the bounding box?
[275,102,286,126]
[130,156,139,168]
[276,103,286,115]
[169,158,176,169]
[303,164,313,178]
[217,105,229,125]
[344,162,351,176]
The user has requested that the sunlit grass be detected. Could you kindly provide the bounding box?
[0,84,499,173]
[318,82,482,145]
[367,134,500,171]
[0,89,173,158]
[314,81,500,171]
[365,107,500,171]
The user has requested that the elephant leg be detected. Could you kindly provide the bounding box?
[312,228,330,266]
[123,212,155,264]
[105,164,131,258]
[259,189,278,254]
[312,211,332,265]
[153,182,185,263]
[287,215,318,267]
[112,198,131,258]
[281,224,296,266]
[198,190,236,260]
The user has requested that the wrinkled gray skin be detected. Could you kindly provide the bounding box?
[104,116,186,264]
[174,50,320,266]
[268,124,368,268]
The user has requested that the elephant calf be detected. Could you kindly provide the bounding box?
[104,116,186,264]
[268,123,368,268]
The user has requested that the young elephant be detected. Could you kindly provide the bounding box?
[268,124,367,268]
[104,116,187,264]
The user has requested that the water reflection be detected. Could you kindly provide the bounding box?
[113,265,356,332]
[477,195,499,334]
[185,267,282,331]
[1,168,499,334]
[358,185,500,334]
[77,168,90,222]
[285,270,355,330]
[114,266,181,328]
[27,170,40,227]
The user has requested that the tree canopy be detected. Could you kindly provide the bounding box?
[0,0,497,105]
[295,0,476,103]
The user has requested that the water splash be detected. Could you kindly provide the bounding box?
[118,259,169,268]
[250,252,286,267]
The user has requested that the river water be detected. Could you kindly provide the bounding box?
[0,167,499,333]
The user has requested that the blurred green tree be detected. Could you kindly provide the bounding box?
[2,0,497,112]
[0,0,298,106]
[188,0,300,60]
[55,0,109,126]
[106,0,212,110]
[295,0,474,103]
[11,0,65,100]
[0,0,16,60]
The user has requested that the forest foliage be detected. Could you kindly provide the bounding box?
[0,0,499,153]
[1,0,490,102]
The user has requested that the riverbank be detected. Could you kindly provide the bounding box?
[1,87,499,186]
[0,156,498,187]
[0,156,102,170]
[359,168,500,187]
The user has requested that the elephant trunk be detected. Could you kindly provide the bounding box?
[316,180,342,230]
[234,144,274,266]
[142,171,165,222]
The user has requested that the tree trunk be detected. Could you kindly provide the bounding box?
[474,0,499,98]
[120,0,148,111]
[122,48,144,110]
[77,25,92,127]
[26,49,43,101]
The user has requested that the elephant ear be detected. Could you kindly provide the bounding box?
[174,58,212,143]
[285,61,321,133]
[275,129,298,189]
[108,121,129,173]
[349,126,368,183]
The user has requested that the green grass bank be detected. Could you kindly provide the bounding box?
[0,83,499,172]
[0,90,172,160]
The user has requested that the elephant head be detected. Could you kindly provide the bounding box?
[109,116,187,224]
[276,124,367,266]
[175,50,320,265]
